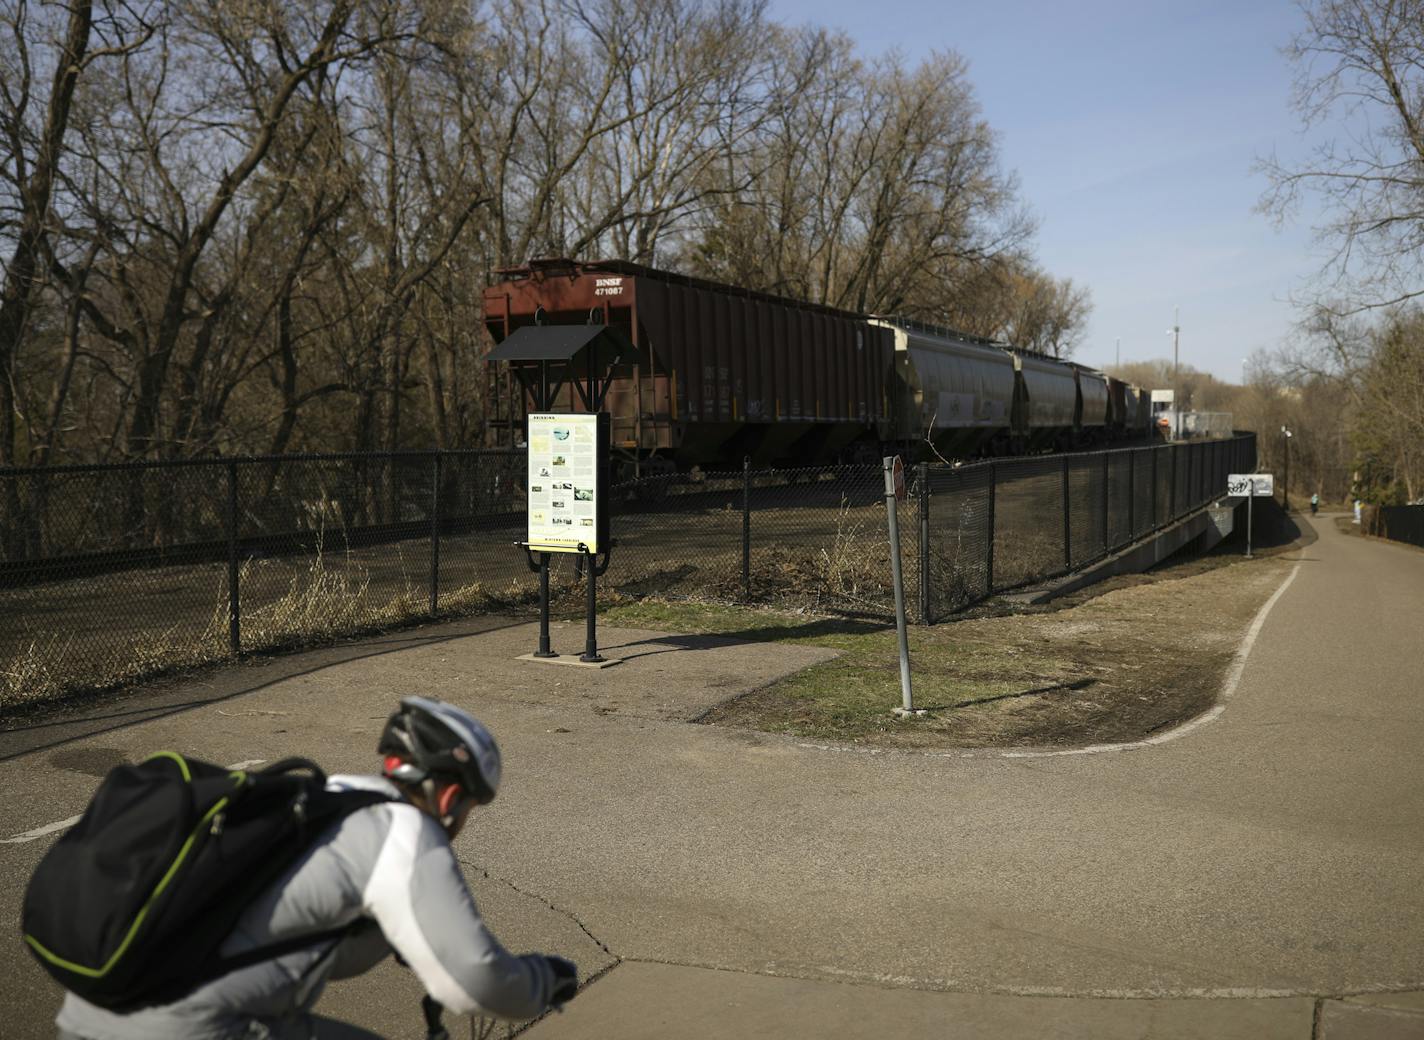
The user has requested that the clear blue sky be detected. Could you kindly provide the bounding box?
[768,0,1321,382]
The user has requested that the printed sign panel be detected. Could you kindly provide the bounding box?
[1226,473,1275,497]
[527,413,604,553]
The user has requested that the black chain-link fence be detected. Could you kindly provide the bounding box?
[609,464,892,616]
[1369,504,1424,549]
[915,435,1257,622]
[1,435,1255,708]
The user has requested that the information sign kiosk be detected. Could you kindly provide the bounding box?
[526,413,610,555]
[485,318,628,663]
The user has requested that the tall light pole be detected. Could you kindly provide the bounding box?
[1281,425,1292,511]
[1115,337,1121,368]
[1166,308,1181,440]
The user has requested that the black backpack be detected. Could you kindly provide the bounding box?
[21,753,392,1011]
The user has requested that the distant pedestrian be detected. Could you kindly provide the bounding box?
[1310,493,1319,516]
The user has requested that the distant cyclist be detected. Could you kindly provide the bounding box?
[55,697,578,1040]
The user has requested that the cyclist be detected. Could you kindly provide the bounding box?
[55,697,578,1040]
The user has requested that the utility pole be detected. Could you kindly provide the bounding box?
[1115,337,1120,368]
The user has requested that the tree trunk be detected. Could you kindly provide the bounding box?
[0,2,93,556]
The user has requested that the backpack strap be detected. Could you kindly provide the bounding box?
[201,788,394,983]
[212,923,363,974]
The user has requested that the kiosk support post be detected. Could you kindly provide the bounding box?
[580,547,602,663]
[536,552,556,657]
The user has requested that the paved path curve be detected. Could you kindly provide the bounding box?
[489,518,1423,1003]
[2,516,1421,1038]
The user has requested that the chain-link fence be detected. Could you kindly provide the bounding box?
[1369,504,1424,549]
[1,435,1255,707]
[609,464,892,615]
[913,435,1256,622]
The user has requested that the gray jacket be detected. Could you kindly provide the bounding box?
[56,775,559,1040]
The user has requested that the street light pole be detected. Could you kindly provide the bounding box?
[1171,307,1181,440]
[1281,426,1292,511]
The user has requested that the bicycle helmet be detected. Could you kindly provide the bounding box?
[379,697,502,816]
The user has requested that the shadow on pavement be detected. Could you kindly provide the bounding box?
[0,615,527,762]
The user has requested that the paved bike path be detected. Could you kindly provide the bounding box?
[2,517,1421,1038]
[507,516,1424,1038]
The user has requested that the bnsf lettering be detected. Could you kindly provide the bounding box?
[593,277,625,297]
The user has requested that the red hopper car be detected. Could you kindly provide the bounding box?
[483,259,895,474]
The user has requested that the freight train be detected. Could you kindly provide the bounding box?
[483,258,1153,474]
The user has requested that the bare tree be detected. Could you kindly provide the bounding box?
[33,0,418,463]
[992,266,1092,358]
[684,34,1034,322]
[0,0,156,468]
[1354,310,1424,499]
[0,0,1091,469]
[574,0,770,263]
[1258,0,1424,315]
[679,26,857,296]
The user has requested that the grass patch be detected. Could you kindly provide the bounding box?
[601,599,1094,748]
[601,557,1291,750]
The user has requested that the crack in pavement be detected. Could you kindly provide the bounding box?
[458,856,620,962]
[453,858,629,1039]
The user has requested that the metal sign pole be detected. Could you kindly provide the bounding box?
[884,457,920,718]
[1246,478,1254,559]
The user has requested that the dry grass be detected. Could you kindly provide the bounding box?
[611,501,901,617]
[0,545,539,713]
[0,611,229,713]
[237,548,417,646]
[0,635,68,710]
[815,501,895,608]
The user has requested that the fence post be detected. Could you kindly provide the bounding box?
[1151,447,1159,529]
[986,463,997,594]
[1170,445,1178,519]
[429,450,441,615]
[1101,451,1109,556]
[1126,449,1135,538]
[226,460,241,655]
[1062,455,1072,571]
[1189,444,1197,508]
[918,462,930,623]
[742,456,751,601]
[1183,443,1191,509]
